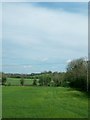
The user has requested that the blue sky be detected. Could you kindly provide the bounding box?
[2,2,88,73]
[32,2,88,13]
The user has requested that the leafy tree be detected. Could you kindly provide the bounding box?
[43,74,51,86]
[2,73,7,85]
[65,58,88,91]
[20,77,24,86]
[38,76,44,86]
[33,79,37,86]
[38,74,51,86]
[53,74,60,86]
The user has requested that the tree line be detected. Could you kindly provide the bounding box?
[1,57,89,91]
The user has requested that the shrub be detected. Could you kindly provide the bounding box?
[2,73,7,85]
[20,77,24,86]
[33,79,37,86]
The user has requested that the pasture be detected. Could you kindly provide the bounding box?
[2,86,88,118]
[6,77,33,86]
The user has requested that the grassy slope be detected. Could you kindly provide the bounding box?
[2,86,88,118]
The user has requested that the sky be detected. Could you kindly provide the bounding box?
[1,2,88,73]
[1,0,89,2]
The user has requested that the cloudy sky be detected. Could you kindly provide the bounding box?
[2,2,88,73]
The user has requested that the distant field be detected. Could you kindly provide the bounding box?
[2,86,88,118]
[6,78,33,86]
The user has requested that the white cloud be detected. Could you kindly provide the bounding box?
[2,3,88,72]
[3,5,87,46]
[66,59,72,63]
[23,65,32,68]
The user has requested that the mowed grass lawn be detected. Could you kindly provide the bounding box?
[2,86,88,118]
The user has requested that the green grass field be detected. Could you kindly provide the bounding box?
[2,86,88,118]
[6,78,33,86]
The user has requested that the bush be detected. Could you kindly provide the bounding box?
[20,77,24,86]
[33,79,37,86]
[2,73,7,85]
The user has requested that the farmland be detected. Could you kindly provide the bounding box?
[2,86,88,118]
[2,58,89,118]
[6,77,33,86]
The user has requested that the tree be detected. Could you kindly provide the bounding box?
[52,72,62,87]
[2,73,7,85]
[65,58,88,91]
[38,75,44,86]
[20,77,24,86]
[38,74,51,86]
[33,79,37,86]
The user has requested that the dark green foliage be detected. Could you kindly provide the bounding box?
[2,73,7,85]
[65,58,88,91]
[20,77,24,86]
[33,79,37,86]
[38,76,44,86]
[44,74,51,86]
[53,73,61,86]
[38,74,51,86]
[38,72,65,87]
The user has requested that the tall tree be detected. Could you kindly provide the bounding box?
[65,58,88,91]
